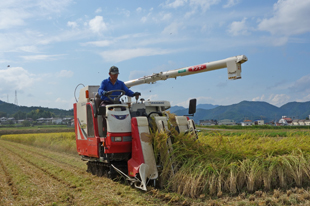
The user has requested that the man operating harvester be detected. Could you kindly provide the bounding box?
[98,66,141,105]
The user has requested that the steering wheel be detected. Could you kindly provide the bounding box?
[104,90,126,103]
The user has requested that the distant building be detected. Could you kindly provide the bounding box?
[62,118,73,125]
[254,120,264,125]
[278,116,292,126]
[218,119,236,125]
[241,120,253,126]
[291,119,310,126]
[0,117,7,123]
[292,119,300,126]
[51,118,62,124]
[7,118,16,124]
[199,119,217,126]
[299,120,306,126]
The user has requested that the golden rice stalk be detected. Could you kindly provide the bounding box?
[228,162,238,194]
[239,158,261,192]
[261,156,278,191]
[280,152,306,187]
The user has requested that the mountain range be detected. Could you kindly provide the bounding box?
[170,101,310,123]
[1,100,310,123]
[0,100,73,118]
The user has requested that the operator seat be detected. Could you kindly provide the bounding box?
[95,93,107,137]
[94,93,102,114]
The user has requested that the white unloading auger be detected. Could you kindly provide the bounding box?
[125,55,248,88]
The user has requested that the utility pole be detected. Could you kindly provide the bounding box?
[14,90,18,105]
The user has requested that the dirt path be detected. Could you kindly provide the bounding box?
[0,140,169,206]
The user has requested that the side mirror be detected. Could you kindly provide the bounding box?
[188,99,196,115]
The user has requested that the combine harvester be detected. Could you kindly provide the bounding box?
[73,55,248,191]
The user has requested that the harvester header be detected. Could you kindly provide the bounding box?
[125,55,247,88]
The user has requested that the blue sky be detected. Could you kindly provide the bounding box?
[0,0,310,110]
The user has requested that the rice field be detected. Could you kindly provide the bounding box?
[1,126,310,205]
[151,127,310,198]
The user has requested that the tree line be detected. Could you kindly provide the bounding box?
[0,109,55,120]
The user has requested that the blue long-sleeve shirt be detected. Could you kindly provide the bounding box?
[98,78,134,101]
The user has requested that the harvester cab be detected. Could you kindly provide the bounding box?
[73,55,248,191]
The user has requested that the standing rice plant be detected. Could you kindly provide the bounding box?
[227,162,238,194]
[150,118,310,196]
[150,130,176,188]
[1,133,76,154]
[239,158,261,193]
[277,159,288,188]
[261,155,278,191]
[280,151,306,187]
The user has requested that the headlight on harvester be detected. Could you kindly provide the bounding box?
[114,137,122,142]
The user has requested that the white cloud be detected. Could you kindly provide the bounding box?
[119,9,130,17]
[184,0,220,17]
[189,0,220,12]
[162,22,183,34]
[164,0,188,8]
[0,8,29,29]
[57,70,74,78]
[228,18,250,36]
[0,0,72,30]
[83,40,113,47]
[258,0,310,36]
[136,7,142,12]
[100,48,173,62]
[161,13,172,21]
[0,67,38,92]
[289,74,310,93]
[37,0,72,13]
[141,16,148,23]
[89,16,107,33]
[67,21,78,28]
[141,12,152,23]
[20,54,65,61]
[269,94,291,106]
[296,94,310,103]
[163,0,220,17]
[252,94,265,102]
[252,94,291,106]
[223,0,240,8]
[95,7,102,13]
[18,45,39,53]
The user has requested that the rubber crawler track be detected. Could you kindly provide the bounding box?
[1,144,77,189]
